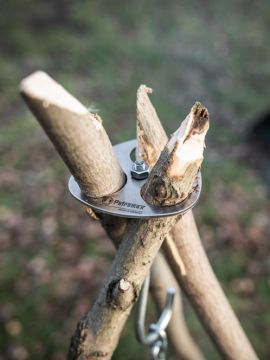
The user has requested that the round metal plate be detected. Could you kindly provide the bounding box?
[68,139,202,218]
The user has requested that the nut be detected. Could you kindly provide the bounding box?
[130,160,150,180]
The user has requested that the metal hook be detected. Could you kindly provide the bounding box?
[150,329,167,360]
[135,272,175,358]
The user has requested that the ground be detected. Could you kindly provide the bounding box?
[0,1,270,359]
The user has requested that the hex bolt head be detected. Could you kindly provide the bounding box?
[131,160,150,180]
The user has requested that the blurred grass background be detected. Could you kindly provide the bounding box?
[1,1,270,359]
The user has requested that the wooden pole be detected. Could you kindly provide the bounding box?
[136,104,204,360]
[136,85,258,360]
[95,212,204,360]
[167,212,258,360]
[85,217,201,360]
[67,104,208,359]
[20,72,209,359]
[141,101,208,206]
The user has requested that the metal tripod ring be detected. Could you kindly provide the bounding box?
[68,139,202,219]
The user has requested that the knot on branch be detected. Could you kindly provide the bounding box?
[152,177,181,206]
[142,173,185,207]
[106,278,139,311]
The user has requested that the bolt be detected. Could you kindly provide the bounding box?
[131,160,150,180]
[133,160,146,171]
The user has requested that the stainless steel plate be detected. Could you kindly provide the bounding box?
[68,139,201,218]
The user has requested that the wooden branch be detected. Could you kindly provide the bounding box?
[102,215,204,360]
[168,212,258,360]
[69,217,180,359]
[150,253,204,360]
[20,72,209,359]
[68,113,208,359]
[137,89,203,360]
[141,101,209,206]
[20,71,125,198]
[137,85,258,360]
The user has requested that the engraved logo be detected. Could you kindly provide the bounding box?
[101,196,145,214]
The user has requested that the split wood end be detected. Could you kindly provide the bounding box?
[141,102,209,206]
[167,101,209,178]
